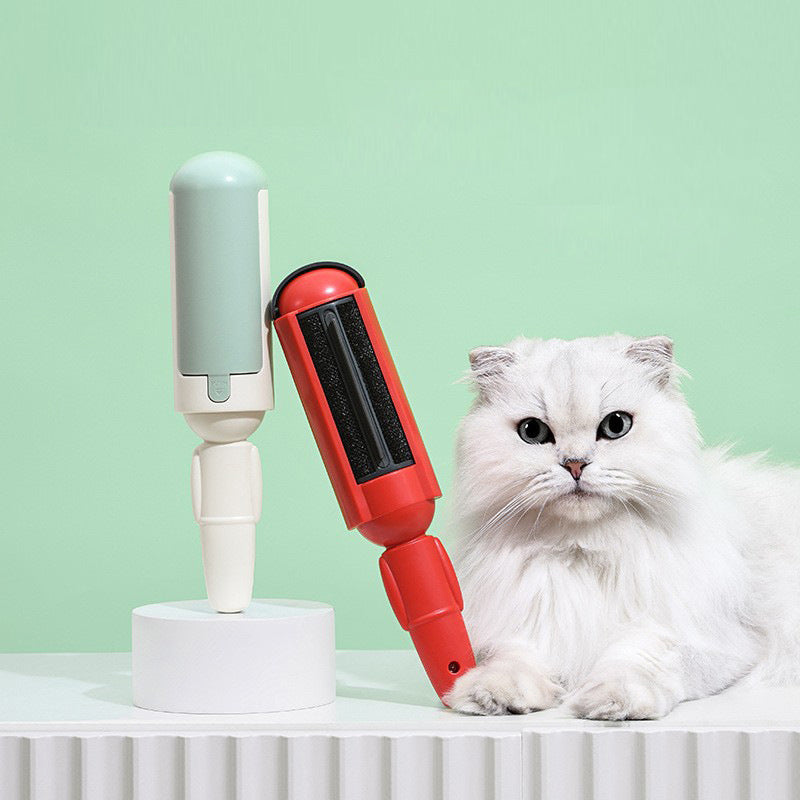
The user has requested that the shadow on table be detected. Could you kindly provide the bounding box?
[2,650,449,712]
[0,653,133,709]
[334,650,442,709]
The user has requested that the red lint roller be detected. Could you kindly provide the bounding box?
[270,262,475,702]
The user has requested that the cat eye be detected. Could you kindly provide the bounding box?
[597,411,633,440]
[517,417,555,445]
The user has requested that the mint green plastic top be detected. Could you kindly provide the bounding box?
[171,152,266,402]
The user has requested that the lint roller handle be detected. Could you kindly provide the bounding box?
[379,535,475,702]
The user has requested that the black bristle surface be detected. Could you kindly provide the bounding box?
[298,297,414,483]
[299,311,374,480]
[337,300,413,466]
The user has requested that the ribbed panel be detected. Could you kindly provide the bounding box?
[4,730,799,799]
[0,733,520,800]
[524,729,800,800]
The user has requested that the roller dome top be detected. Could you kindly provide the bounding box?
[270,261,365,320]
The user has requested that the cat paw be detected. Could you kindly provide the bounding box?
[566,677,676,720]
[444,660,563,716]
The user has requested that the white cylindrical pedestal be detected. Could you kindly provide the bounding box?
[132,599,335,713]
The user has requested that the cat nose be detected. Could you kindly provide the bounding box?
[561,459,589,480]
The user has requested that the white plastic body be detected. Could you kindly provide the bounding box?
[191,442,262,612]
[170,186,273,612]
[132,600,336,713]
[169,189,274,415]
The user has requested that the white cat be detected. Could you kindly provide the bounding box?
[444,335,800,719]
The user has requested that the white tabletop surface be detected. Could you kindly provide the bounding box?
[1,650,798,734]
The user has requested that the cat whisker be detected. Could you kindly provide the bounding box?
[617,496,641,525]
[594,472,683,513]
[474,497,524,538]
[585,477,662,517]
[599,378,627,407]
[624,489,671,518]
[507,500,538,538]
[639,487,684,502]
[625,494,657,518]
[473,479,552,539]
[530,496,553,536]
[600,470,681,496]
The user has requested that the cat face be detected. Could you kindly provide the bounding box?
[456,335,701,528]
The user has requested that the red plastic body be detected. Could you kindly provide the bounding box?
[273,266,475,702]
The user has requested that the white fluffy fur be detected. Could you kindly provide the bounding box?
[445,335,800,719]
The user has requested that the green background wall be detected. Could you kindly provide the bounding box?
[2,2,798,652]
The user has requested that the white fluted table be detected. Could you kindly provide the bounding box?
[1,650,798,799]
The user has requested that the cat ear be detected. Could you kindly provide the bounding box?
[468,346,517,399]
[625,336,675,388]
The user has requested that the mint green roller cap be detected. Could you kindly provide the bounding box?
[171,151,266,403]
